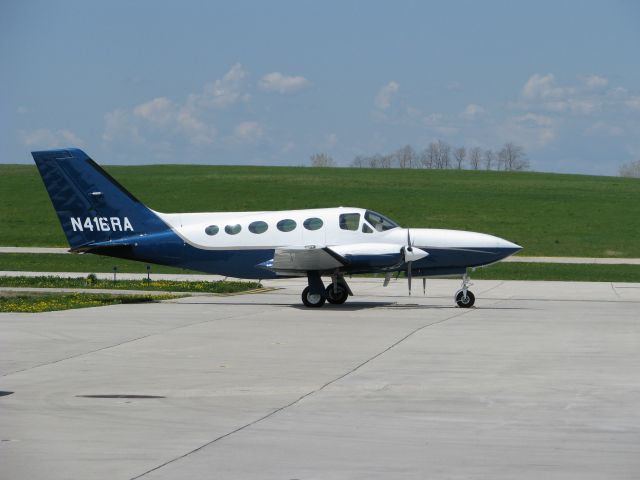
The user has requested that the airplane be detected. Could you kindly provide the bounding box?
[32,148,522,308]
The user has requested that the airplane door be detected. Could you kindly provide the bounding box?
[301,216,326,247]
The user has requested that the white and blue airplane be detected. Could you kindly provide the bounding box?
[32,148,522,308]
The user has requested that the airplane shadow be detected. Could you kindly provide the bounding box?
[170,300,532,311]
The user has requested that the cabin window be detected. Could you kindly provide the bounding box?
[339,213,360,231]
[205,225,219,236]
[364,210,399,232]
[249,221,268,234]
[277,219,297,232]
[225,224,242,235]
[303,217,323,231]
[362,223,373,233]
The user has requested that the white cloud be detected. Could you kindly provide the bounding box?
[626,96,640,111]
[259,72,311,93]
[523,73,566,99]
[584,121,624,137]
[20,128,84,148]
[583,74,608,89]
[500,114,557,149]
[103,64,251,148]
[375,81,399,110]
[520,73,603,115]
[176,108,216,145]
[134,97,176,125]
[514,113,554,126]
[102,109,144,144]
[187,63,249,110]
[233,121,264,143]
[461,103,485,119]
[129,97,216,146]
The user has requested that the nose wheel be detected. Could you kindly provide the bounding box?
[455,273,475,308]
[455,289,475,308]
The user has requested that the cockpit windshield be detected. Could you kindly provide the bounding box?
[364,210,399,232]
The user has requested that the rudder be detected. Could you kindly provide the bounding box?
[32,148,168,250]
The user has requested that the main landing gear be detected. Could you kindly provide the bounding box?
[301,271,352,308]
[455,273,475,308]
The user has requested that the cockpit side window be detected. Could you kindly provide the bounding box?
[364,210,399,232]
[362,223,373,233]
[339,213,360,231]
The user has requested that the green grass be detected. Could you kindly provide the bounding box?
[1,164,639,257]
[0,292,178,313]
[0,253,200,274]
[0,275,262,293]
[472,263,640,282]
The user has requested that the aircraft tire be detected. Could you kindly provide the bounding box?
[455,290,475,308]
[302,286,326,308]
[325,285,348,304]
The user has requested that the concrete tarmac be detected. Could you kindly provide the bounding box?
[1,278,639,479]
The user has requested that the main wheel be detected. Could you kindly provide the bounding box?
[325,285,348,305]
[302,286,326,308]
[455,290,475,308]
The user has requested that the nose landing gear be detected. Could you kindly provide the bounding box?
[455,273,475,308]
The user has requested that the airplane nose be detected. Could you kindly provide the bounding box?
[497,237,522,256]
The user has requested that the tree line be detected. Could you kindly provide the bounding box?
[619,159,640,178]
[310,141,530,171]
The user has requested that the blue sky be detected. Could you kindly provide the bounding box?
[2,0,640,174]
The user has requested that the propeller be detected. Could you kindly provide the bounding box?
[405,229,413,295]
[401,228,429,296]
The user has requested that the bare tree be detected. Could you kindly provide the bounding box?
[483,149,494,170]
[469,147,482,170]
[498,142,529,171]
[454,147,466,169]
[310,153,335,167]
[351,155,366,168]
[380,154,394,168]
[437,140,451,169]
[367,154,381,168]
[619,159,640,178]
[395,145,416,168]
[422,142,439,169]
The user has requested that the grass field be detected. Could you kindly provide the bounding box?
[2,164,639,257]
[0,275,262,293]
[0,253,199,274]
[0,292,178,313]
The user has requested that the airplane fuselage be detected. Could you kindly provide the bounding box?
[118,207,519,279]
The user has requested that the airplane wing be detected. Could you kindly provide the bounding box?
[257,246,346,274]
[257,243,407,275]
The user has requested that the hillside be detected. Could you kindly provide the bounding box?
[2,164,638,257]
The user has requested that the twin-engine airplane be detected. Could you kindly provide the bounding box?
[32,148,521,308]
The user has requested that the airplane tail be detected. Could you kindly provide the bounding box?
[32,148,168,251]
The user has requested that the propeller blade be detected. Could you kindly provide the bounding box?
[407,261,412,295]
[383,272,392,287]
[406,229,412,252]
[423,278,426,296]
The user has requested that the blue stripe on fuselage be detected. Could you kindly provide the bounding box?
[87,229,518,279]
